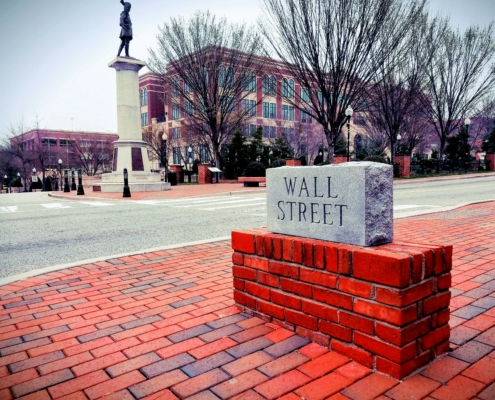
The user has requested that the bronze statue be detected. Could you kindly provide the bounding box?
[117,0,132,57]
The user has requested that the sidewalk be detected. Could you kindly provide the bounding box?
[0,203,495,399]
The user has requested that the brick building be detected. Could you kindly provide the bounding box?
[9,129,119,173]
[138,51,370,169]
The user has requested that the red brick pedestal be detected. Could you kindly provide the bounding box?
[486,154,495,171]
[333,156,348,164]
[231,229,452,379]
[169,165,183,183]
[286,159,302,167]
[395,156,411,178]
[198,164,211,184]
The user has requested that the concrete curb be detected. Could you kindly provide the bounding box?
[0,236,231,287]
[394,198,495,219]
[393,171,495,185]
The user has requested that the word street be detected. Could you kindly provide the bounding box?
[277,177,348,226]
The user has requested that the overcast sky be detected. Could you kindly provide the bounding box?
[0,0,494,138]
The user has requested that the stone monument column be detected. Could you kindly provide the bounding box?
[99,57,170,192]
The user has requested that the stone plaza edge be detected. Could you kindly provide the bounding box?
[231,229,452,379]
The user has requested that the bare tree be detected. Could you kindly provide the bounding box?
[420,17,495,160]
[259,0,426,162]
[1,119,35,191]
[70,137,113,176]
[148,11,264,168]
[365,10,430,162]
[142,124,168,173]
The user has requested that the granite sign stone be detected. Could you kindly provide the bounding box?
[266,162,393,246]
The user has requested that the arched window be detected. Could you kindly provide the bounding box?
[219,66,226,87]
[225,67,234,87]
[262,75,270,94]
[269,76,277,96]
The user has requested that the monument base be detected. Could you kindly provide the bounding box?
[231,228,452,380]
[95,182,171,193]
[96,170,171,192]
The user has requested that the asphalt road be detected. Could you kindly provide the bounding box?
[1,175,495,279]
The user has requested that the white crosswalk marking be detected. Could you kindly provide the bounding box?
[0,206,19,213]
[201,202,266,211]
[173,197,265,208]
[41,203,72,209]
[78,202,114,207]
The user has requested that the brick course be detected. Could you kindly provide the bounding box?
[232,229,452,379]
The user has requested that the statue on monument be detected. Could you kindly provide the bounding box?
[117,0,133,58]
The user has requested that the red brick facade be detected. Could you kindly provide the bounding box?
[198,164,211,184]
[286,159,302,167]
[169,165,183,183]
[486,154,495,171]
[231,229,452,379]
[333,156,348,164]
[395,156,411,178]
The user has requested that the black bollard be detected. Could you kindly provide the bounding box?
[71,169,77,191]
[77,169,85,195]
[123,168,131,198]
[64,170,70,193]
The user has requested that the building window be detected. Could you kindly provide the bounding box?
[263,75,276,96]
[171,78,180,97]
[80,140,92,148]
[41,138,57,147]
[184,80,192,93]
[220,96,235,113]
[301,109,312,123]
[242,99,256,117]
[172,105,180,120]
[263,126,276,139]
[263,102,276,119]
[282,105,294,121]
[243,72,256,92]
[141,112,149,126]
[172,127,181,139]
[140,88,148,106]
[199,145,210,163]
[301,88,310,102]
[59,139,75,147]
[282,78,294,98]
[185,100,194,117]
[219,66,234,87]
[172,147,182,165]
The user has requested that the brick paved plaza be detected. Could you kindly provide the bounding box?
[1,201,495,399]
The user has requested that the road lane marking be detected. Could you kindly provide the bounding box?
[0,206,19,213]
[41,203,72,209]
[173,197,266,208]
[201,202,267,211]
[78,202,114,207]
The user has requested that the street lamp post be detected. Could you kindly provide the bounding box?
[123,168,131,198]
[162,133,168,183]
[58,159,63,191]
[4,174,9,193]
[187,146,193,183]
[16,172,21,193]
[77,169,85,195]
[31,168,37,192]
[345,106,353,162]
[63,170,70,193]
[71,168,76,191]
[396,133,402,156]
[465,118,471,170]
